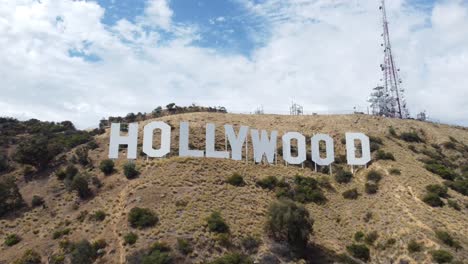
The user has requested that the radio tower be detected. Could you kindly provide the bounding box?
[370,0,409,118]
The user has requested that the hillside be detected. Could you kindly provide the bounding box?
[0,113,467,264]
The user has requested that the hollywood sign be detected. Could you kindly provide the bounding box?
[108,121,371,166]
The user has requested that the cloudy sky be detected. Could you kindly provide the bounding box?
[1,0,467,128]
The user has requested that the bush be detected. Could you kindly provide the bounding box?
[208,253,253,264]
[176,238,192,255]
[293,176,326,204]
[407,239,422,253]
[422,192,444,207]
[99,159,114,175]
[13,135,62,169]
[52,228,71,239]
[365,183,378,194]
[431,250,453,263]
[442,141,456,149]
[57,164,78,181]
[70,240,97,264]
[13,249,41,264]
[0,155,10,173]
[75,147,89,166]
[426,184,448,198]
[346,244,370,262]
[226,173,245,186]
[400,131,424,143]
[375,150,395,161]
[342,188,359,199]
[354,231,365,242]
[0,176,24,217]
[364,231,378,245]
[335,170,353,184]
[366,170,383,183]
[128,207,158,229]
[389,168,401,175]
[265,199,313,249]
[444,178,468,196]
[31,195,45,207]
[424,164,457,181]
[50,253,65,264]
[435,230,461,249]
[256,176,278,190]
[90,210,106,221]
[71,175,91,199]
[240,236,260,253]
[206,211,229,233]
[4,234,21,246]
[447,199,461,211]
[124,232,138,245]
[141,242,172,264]
[124,162,139,179]
[388,126,397,137]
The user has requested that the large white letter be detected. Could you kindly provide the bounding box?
[346,133,371,165]
[251,129,277,164]
[311,134,335,166]
[206,123,229,159]
[179,122,204,157]
[143,121,171,158]
[282,132,306,165]
[108,123,138,159]
[224,125,249,160]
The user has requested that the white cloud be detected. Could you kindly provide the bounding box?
[0,0,468,128]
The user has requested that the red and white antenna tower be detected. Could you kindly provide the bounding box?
[371,0,409,118]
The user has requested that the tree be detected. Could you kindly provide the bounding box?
[71,240,97,264]
[14,135,62,169]
[0,176,24,217]
[265,199,313,249]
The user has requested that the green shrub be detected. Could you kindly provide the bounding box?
[364,231,378,245]
[370,142,380,153]
[407,239,422,253]
[400,131,424,143]
[408,145,418,153]
[365,183,378,194]
[226,173,245,186]
[92,239,107,252]
[389,168,401,175]
[4,234,21,246]
[435,230,461,249]
[31,195,45,207]
[442,141,456,149]
[13,135,62,169]
[337,254,360,264]
[70,240,97,264]
[123,162,139,179]
[422,192,444,207]
[369,136,383,145]
[293,176,326,204]
[206,211,229,233]
[346,244,370,262]
[87,141,99,150]
[0,155,10,173]
[124,232,138,245]
[216,233,231,248]
[354,231,365,242]
[335,170,353,184]
[142,242,172,264]
[240,236,260,253]
[366,170,383,183]
[99,159,115,175]
[375,150,395,161]
[75,147,89,166]
[431,250,453,263]
[342,188,359,199]
[52,228,71,239]
[447,199,461,211]
[128,207,158,229]
[424,164,457,181]
[0,176,24,217]
[208,253,253,264]
[176,238,192,255]
[57,164,78,181]
[444,178,468,195]
[265,199,313,249]
[50,253,65,264]
[426,184,448,198]
[71,175,91,199]
[256,176,278,190]
[90,210,106,221]
[13,249,41,264]
[388,126,397,137]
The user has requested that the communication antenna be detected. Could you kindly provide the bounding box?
[290,101,304,116]
[254,105,264,115]
[371,0,409,118]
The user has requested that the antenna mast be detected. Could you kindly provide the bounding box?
[373,0,409,118]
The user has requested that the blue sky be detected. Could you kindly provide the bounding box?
[1,0,468,128]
